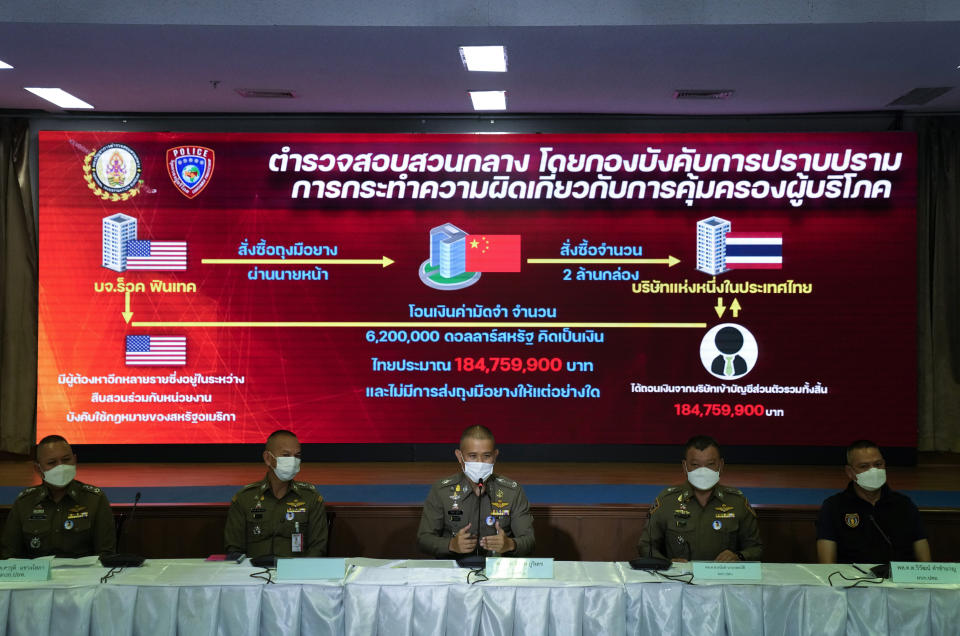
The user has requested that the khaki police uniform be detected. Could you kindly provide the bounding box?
[224,476,328,558]
[417,472,535,557]
[638,484,762,561]
[1,480,116,559]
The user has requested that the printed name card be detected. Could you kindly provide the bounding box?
[485,557,554,579]
[692,561,762,581]
[890,562,960,585]
[0,559,51,582]
[276,558,346,581]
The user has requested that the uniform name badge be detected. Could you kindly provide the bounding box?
[292,522,303,553]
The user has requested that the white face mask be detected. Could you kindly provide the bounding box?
[686,466,720,491]
[42,463,76,488]
[854,467,886,491]
[463,461,494,484]
[271,454,301,482]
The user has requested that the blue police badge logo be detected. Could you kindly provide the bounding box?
[167,146,215,199]
[712,520,722,530]
[844,513,860,528]
[84,143,143,201]
[486,515,496,526]
[64,519,74,530]
[285,511,295,521]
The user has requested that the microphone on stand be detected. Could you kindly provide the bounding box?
[630,505,671,570]
[101,491,145,568]
[457,477,488,569]
[250,523,280,568]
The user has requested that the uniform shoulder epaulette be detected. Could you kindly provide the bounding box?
[17,486,38,499]
[80,483,102,494]
[494,476,518,488]
[438,473,461,487]
[240,481,263,492]
[660,486,681,496]
[293,481,316,491]
[720,486,744,497]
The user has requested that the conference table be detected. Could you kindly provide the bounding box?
[1,558,958,636]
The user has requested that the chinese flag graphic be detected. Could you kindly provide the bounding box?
[465,234,521,272]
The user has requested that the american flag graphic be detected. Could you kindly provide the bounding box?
[126,240,187,270]
[725,232,783,270]
[125,336,186,366]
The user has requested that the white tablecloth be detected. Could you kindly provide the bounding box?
[0,559,958,636]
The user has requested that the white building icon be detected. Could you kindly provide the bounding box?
[102,213,138,272]
[696,216,732,276]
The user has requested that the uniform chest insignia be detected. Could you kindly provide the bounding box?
[32,507,45,515]
[253,526,262,535]
[30,536,41,549]
[714,512,736,519]
[673,509,691,518]
[67,511,90,520]
[288,499,305,507]
[496,489,504,499]
[64,519,74,530]
[491,509,510,517]
[286,507,306,514]
[844,513,860,528]
[712,520,723,530]
[715,504,733,513]
[492,501,508,508]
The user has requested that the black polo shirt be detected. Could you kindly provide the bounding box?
[816,482,925,563]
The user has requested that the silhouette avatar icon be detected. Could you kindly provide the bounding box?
[710,326,747,377]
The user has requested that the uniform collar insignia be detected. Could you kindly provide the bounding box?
[715,504,733,513]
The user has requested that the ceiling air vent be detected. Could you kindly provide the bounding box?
[887,87,953,107]
[235,88,297,99]
[673,89,734,100]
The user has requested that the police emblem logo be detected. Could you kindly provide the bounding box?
[167,146,215,199]
[84,143,143,201]
[844,513,860,528]
[712,520,722,530]
[64,519,74,530]
[30,536,41,549]
[485,515,496,526]
[285,511,295,521]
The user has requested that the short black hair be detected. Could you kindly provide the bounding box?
[845,439,880,465]
[683,435,721,459]
[265,429,298,451]
[34,435,70,460]
[460,424,495,447]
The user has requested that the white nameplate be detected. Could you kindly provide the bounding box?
[0,559,51,582]
[485,557,554,579]
[890,562,960,585]
[276,558,346,581]
[692,561,762,581]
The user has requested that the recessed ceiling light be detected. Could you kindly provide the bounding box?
[459,46,507,72]
[24,88,94,109]
[0,59,12,70]
[468,90,506,111]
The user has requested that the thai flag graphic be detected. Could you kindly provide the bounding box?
[725,232,782,270]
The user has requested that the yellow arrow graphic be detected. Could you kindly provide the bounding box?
[526,256,680,267]
[730,298,742,318]
[131,320,707,329]
[714,297,725,319]
[122,291,133,324]
[201,256,395,268]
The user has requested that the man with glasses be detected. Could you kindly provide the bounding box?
[816,439,930,563]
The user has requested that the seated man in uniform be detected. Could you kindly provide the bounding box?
[1,435,115,558]
[638,435,762,562]
[816,439,931,564]
[224,429,328,558]
[417,425,535,558]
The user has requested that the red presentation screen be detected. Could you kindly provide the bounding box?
[37,131,917,447]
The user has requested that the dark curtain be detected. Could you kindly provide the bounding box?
[0,118,37,454]
[916,116,960,452]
